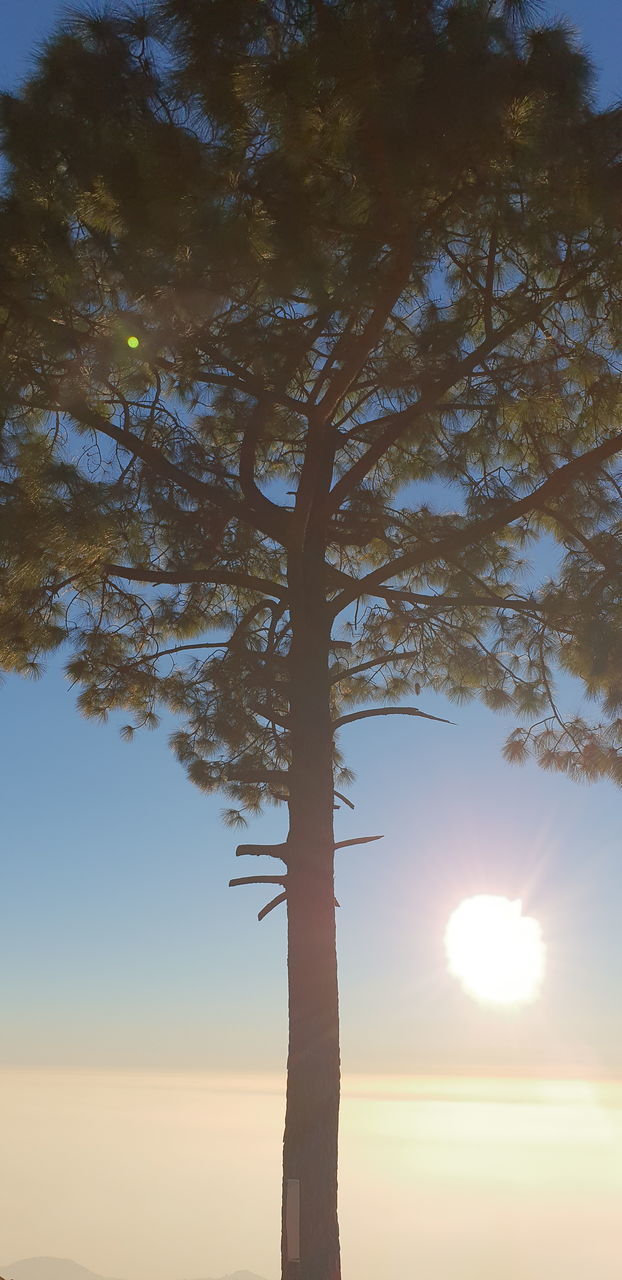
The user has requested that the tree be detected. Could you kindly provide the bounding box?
[2,1,622,1275]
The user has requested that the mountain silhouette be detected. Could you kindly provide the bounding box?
[0,1263,122,1280]
[0,1260,268,1280]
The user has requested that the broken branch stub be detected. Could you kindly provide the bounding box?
[333,835,384,850]
[334,790,355,810]
[236,842,289,860]
[229,875,288,888]
[258,891,288,921]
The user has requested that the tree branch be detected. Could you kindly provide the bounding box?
[236,842,289,859]
[316,242,413,422]
[334,789,355,809]
[332,429,622,613]
[330,651,421,684]
[540,505,619,573]
[333,705,454,729]
[63,398,289,545]
[484,228,498,342]
[250,702,290,729]
[328,573,547,618]
[156,357,306,417]
[238,395,298,537]
[258,891,287,921]
[104,562,287,600]
[327,274,589,512]
[227,768,290,785]
[334,835,384,849]
[229,875,287,887]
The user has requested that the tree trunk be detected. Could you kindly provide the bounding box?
[281,564,341,1280]
[281,848,341,1280]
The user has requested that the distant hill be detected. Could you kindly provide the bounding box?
[0,1263,122,1280]
[186,1273,268,1280]
[190,1274,268,1280]
[188,1273,268,1280]
[0,1260,268,1280]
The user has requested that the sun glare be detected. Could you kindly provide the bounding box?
[444,895,545,1006]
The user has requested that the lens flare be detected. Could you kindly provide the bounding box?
[127,335,140,349]
[444,894,545,1005]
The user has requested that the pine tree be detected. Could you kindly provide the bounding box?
[2,2,622,1276]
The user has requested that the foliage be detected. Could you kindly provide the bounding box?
[1,0,622,815]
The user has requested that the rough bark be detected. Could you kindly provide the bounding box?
[281,552,341,1280]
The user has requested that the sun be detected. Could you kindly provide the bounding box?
[444,895,545,1006]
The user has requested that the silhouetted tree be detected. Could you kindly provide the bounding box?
[2,2,622,1275]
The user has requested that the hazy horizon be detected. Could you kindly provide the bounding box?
[2,1069,622,1280]
[1,1259,268,1280]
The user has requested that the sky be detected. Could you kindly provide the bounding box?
[1,3,622,1279]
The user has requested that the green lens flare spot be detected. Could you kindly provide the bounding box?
[127,335,140,349]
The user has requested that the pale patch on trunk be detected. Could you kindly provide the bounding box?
[285,1178,301,1262]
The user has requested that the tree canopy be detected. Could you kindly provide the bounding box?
[2,1,622,1274]
[2,1,622,801]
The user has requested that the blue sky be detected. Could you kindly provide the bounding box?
[2,0,622,1080]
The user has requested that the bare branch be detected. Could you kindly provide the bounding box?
[334,789,355,809]
[333,706,454,729]
[238,836,384,855]
[229,875,287,887]
[334,835,384,849]
[256,887,339,920]
[236,842,289,859]
[258,891,287,921]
